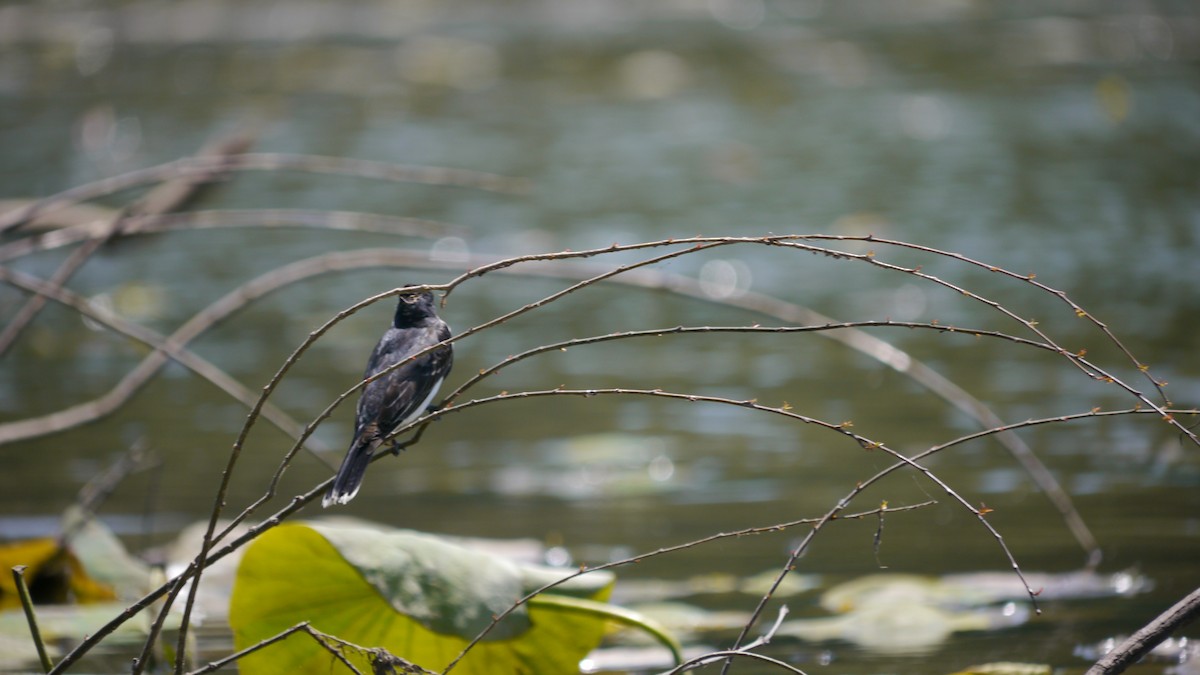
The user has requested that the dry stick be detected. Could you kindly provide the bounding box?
[61,439,152,543]
[44,413,1108,674]
[301,632,366,675]
[213,242,755,547]
[60,402,1185,675]
[668,650,808,674]
[438,498,934,675]
[5,238,1107,665]
[0,208,127,355]
[0,134,253,356]
[162,285,442,674]
[12,566,54,673]
[436,237,1142,566]
[1085,585,1200,675]
[815,234,1173,406]
[0,153,531,233]
[716,405,1200,675]
[452,322,1055,395]
[185,622,394,675]
[777,236,1185,442]
[168,259,887,669]
[186,622,312,675]
[434,387,1044,649]
[3,235,1099,565]
[166,244,734,671]
[41,237,1115,666]
[441,247,1105,566]
[0,242,749,448]
[236,323,1010,538]
[0,199,117,231]
[0,208,467,262]
[154,285,443,674]
[0,266,331,456]
[439,321,1098,566]
[649,272,1108,569]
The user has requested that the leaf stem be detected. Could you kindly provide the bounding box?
[527,594,684,667]
[12,565,54,673]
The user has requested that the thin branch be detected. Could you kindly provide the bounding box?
[40,234,1180,670]
[712,405,1200,674]
[2,239,1107,568]
[12,566,54,673]
[165,247,730,662]
[664,649,809,674]
[771,236,1188,443]
[208,243,746,552]
[62,439,153,542]
[371,240,1113,564]
[829,234,1173,405]
[166,288,440,674]
[0,152,530,232]
[0,133,252,355]
[0,207,127,355]
[0,208,465,262]
[1086,585,1200,675]
[186,622,312,675]
[0,266,331,456]
[741,605,791,652]
[441,500,933,675]
[421,387,1045,646]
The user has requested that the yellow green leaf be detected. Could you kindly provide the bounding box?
[229,522,616,674]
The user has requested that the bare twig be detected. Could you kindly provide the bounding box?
[0,207,128,355]
[664,649,809,674]
[0,266,330,456]
[164,244,723,669]
[0,153,530,232]
[11,566,54,673]
[423,387,1044,645]
[740,605,791,652]
[36,232,1186,672]
[442,500,932,675]
[1,239,1106,567]
[0,209,464,262]
[1085,586,1200,675]
[185,621,432,675]
[771,237,1189,445]
[62,439,153,542]
[0,134,252,355]
[827,235,1174,405]
[186,622,312,675]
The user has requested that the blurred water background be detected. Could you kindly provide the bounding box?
[1,1,1199,673]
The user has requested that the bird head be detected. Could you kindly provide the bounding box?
[394,286,438,325]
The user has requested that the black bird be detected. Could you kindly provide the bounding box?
[323,288,453,507]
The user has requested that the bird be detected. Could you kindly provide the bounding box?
[322,288,453,507]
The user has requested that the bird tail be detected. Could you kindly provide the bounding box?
[322,436,378,507]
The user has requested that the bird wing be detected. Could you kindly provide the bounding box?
[355,323,453,440]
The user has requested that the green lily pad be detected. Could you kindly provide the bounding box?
[229,522,616,674]
[0,602,182,670]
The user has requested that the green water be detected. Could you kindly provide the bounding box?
[1,2,1199,673]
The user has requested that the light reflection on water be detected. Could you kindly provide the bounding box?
[1,1,1199,673]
